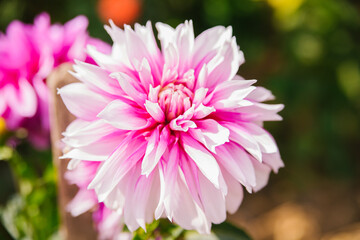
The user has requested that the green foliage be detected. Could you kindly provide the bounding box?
[270,0,360,181]
[132,219,184,240]
[211,222,252,240]
[0,143,58,239]
[132,219,252,240]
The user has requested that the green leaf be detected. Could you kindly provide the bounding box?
[212,222,252,240]
[183,221,251,240]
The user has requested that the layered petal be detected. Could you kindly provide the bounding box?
[98,99,149,130]
[72,60,121,96]
[59,83,111,121]
[181,133,221,189]
[189,119,229,153]
[3,78,37,117]
[0,13,110,149]
[60,20,284,235]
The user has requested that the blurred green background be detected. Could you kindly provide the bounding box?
[0,0,359,239]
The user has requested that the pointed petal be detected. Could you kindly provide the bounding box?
[156,143,179,219]
[194,63,208,90]
[247,86,275,102]
[180,152,203,207]
[134,21,161,57]
[193,26,232,68]
[181,133,221,189]
[62,133,123,161]
[144,100,165,122]
[72,60,121,95]
[263,151,284,173]
[251,157,272,192]
[205,38,244,90]
[132,173,155,229]
[124,25,162,79]
[63,119,118,147]
[89,136,146,201]
[66,189,97,217]
[5,78,37,117]
[87,45,127,72]
[59,83,110,121]
[137,58,155,91]
[193,104,215,119]
[110,72,147,106]
[240,103,284,122]
[240,122,279,154]
[198,171,226,224]
[222,167,243,214]
[156,22,176,51]
[170,170,211,234]
[98,99,149,130]
[142,126,170,176]
[189,119,229,153]
[225,123,262,162]
[210,82,256,109]
[176,20,195,74]
[216,142,256,191]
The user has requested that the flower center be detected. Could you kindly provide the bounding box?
[158,83,193,121]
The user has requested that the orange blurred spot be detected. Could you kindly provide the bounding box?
[98,0,141,26]
[0,117,6,135]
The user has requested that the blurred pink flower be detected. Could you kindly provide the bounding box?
[60,20,284,233]
[0,13,109,149]
[65,160,130,240]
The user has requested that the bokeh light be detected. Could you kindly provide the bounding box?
[97,0,141,26]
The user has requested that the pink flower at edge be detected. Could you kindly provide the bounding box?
[60,20,284,234]
[0,13,110,149]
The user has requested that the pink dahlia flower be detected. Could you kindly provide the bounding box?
[65,160,129,240]
[0,13,109,148]
[60,20,284,233]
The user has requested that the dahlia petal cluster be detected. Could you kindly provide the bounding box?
[65,160,130,240]
[0,13,109,148]
[60,20,284,233]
